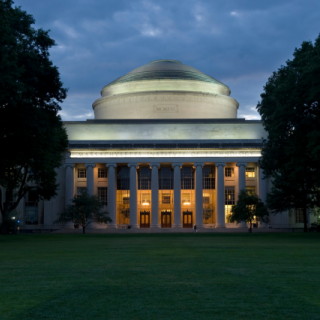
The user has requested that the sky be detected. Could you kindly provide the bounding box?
[13,0,320,121]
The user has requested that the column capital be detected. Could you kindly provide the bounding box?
[150,163,160,169]
[106,163,117,168]
[85,163,96,168]
[193,162,204,168]
[215,162,226,167]
[236,162,247,167]
[128,163,139,168]
[63,163,75,168]
[172,162,182,168]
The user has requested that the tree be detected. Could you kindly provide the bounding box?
[229,190,269,233]
[257,34,320,232]
[55,189,112,234]
[0,0,68,232]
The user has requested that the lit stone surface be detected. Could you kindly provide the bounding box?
[65,122,266,141]
[92,60,239,119]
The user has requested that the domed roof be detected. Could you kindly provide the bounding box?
[106,59,228,88]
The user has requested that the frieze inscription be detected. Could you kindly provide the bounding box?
[153,105,178,113]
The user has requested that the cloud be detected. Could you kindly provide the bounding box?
[13,0,320,120]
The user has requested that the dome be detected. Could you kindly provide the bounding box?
[107,59,229,89]
[92,60,239,120]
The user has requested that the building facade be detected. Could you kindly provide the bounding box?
[6,59,317,230]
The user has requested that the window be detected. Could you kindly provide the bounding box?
[162,194,171,204]
[203,166,215,189]
[123,196,130,204]
[181,167,194,189]
[117,167,130,190]
[98,168,107,178]
[3,189,14,208]
[182,193,191,205]
[98,187,107,205]
[225,168,234,177]
[138,167,151,190]
[295,209,304,223]
[203,196,210,204]
[246,187,256,195]
[141,194,151,206]
[159,167,173,190]
[246,167,255,178]
[225,187,235,222]
[25,190,38,225]
[78,168,87,178]
[77,187,86,195]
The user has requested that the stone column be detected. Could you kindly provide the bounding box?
[64,164,74,228]
[64,164,75,206]
[85,164,96,195]
[194,162,204,227]
[216,162,226,228]
[259,166,268,227]
[106,163,117,227]
[128,163,138,228]
[150,163,160,228]
[237,162,247,228]
[173,163,182,228]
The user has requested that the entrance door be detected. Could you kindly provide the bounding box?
[140,211,150,228]
[161,211,171,228]
[183,211,193,228]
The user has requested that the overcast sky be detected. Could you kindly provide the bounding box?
[14,0,320,121]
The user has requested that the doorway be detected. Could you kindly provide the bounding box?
[161,211,171,228]
[140,211,150,228]
[183,211,193,228]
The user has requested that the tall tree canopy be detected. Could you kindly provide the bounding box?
[257,34,320,232]
[0,0,68,228]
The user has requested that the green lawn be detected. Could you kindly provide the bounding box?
[0,233,319,320]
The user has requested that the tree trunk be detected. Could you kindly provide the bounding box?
[83,226,86,234]
[249,222,252,233]
[303,207,308,233]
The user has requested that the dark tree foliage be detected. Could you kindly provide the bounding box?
[55,189,112,234]
[229,190,268,233]
[0,0,68,229]
[257,34,320,232]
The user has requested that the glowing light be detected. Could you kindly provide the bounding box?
[183,201,191,205]
[70,149,262,159]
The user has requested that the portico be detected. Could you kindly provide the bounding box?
[64,146,263,229]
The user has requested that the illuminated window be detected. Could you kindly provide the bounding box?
[98,187,107,205]
[98,168,107,178]
[203,166,215,189]
[225,187,235,222]
[203,196,210,204]
[78,168,87,178]
[162,194,171,204]
[246,187,256,195]
[141,194,151,206]
[225,168,234,177]
[182,193,191,205]
[123,196,130,204]
[246,167,255,178]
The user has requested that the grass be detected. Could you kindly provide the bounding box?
[0,233,319,320]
